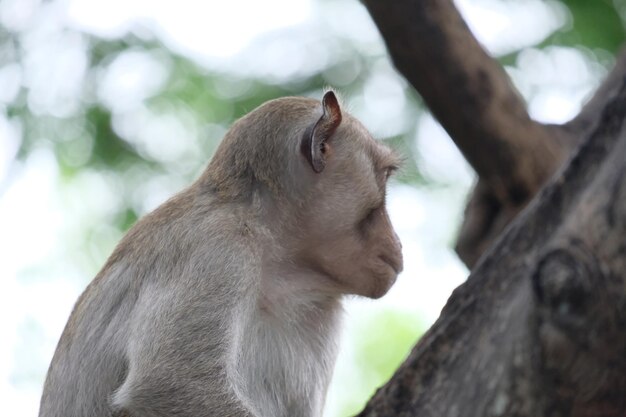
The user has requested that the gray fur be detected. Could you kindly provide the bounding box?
[39,93,402,417]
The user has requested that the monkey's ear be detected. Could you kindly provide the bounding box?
[301,91,342,173]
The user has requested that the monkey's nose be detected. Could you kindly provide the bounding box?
[393,231,402,250]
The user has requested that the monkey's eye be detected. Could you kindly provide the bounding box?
[358,205,379,234]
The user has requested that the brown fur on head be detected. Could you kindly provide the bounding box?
[202,91,403,299]
[202,96,320,200]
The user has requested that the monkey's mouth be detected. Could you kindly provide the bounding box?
[378,254,403,275]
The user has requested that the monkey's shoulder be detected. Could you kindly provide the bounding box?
[108,190,255,259]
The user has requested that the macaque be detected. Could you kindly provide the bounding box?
[39,91,403,417]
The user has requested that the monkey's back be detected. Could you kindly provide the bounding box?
[39,188,257,417]
[39,262,136,417]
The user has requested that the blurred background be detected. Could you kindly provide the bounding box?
[0,0,622,415]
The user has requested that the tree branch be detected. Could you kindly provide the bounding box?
[454,50,626,266]
[363,0,626,268]
[362,0,566,204]
[359,1,626,414]
[358,78,626,417]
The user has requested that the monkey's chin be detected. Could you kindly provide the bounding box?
[364,270,398,300]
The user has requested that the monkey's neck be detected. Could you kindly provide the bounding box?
[233,268,343,417]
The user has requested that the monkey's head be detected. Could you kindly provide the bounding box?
[206,91,403,299]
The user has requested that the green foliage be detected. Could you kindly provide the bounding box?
[86,106,144,169]
[497,0,625,67]
[337,309,425,416]
[355,310,424,385]
[552,0,625,53]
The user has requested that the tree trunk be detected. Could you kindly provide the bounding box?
[358,1,626,415]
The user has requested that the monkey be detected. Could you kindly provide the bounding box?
[38,90,403,417]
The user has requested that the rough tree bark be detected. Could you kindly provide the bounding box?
[357,0,626,416]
